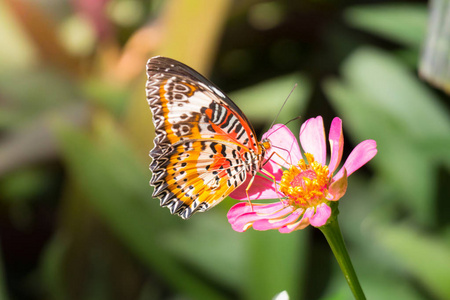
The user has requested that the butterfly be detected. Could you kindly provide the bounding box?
[145,56,271,219]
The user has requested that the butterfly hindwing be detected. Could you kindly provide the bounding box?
[150,140,249,219]
[146,56,264,218]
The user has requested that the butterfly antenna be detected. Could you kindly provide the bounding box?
[268,83,297,130]
[284,116,302,126]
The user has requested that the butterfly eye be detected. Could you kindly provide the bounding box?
[261,139,271,150]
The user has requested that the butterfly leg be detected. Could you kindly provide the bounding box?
[260,151,294,207]
[259,168,284,206]
[244,149,291,212]
[263,149,293,168]
[245,174,256,211]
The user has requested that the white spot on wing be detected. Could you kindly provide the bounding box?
[211,86,226,98]
[167,91,213,124]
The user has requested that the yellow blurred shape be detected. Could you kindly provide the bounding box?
[0,0,38,69]
[59,15,96,57]
[107,0,144,27]
[158,0,232,74]
[248,2,285,31]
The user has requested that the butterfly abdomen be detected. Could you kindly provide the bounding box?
[242,150,265,176]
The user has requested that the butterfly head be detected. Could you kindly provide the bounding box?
[260,138,272,159]
[260,138,271,151]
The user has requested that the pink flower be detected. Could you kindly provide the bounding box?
[228,116,377,233]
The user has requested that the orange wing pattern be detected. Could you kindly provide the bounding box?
[146,56,266,219]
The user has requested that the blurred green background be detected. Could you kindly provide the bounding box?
[0,0,449,299]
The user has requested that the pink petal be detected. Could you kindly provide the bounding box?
[300,116,327,165]
[229,174,280,200]
[228,202,292,232]
[229,213,263,232]
[263,124,302,167]
[227,202,285,222]
[335,139,377,179]
[328,117,344,174]
[252,208,303,231]
[309,203,332,227]
[326,168,348,201]
[278,219,310,233]
[262,159,284,181]
[302,207,315,220]
[279,207,314,233]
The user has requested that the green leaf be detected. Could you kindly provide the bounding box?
[0,168,51,203]
[163,211,246,290]
[323,47,450,224]
[326,178,426,300]
[323,77,435,224]
[244,230,306,300]
[0,69,77,116]
[345,4,427,48]
[56,120,228,300]
[373,223,450,300]
[82,78,129,116]
[39,233,68,299]
[341,47,450,142]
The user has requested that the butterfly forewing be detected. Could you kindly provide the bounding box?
[146,56,264,218]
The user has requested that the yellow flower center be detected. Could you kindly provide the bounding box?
[279,153,330,207]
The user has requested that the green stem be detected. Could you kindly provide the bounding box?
[319,210,366,300]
